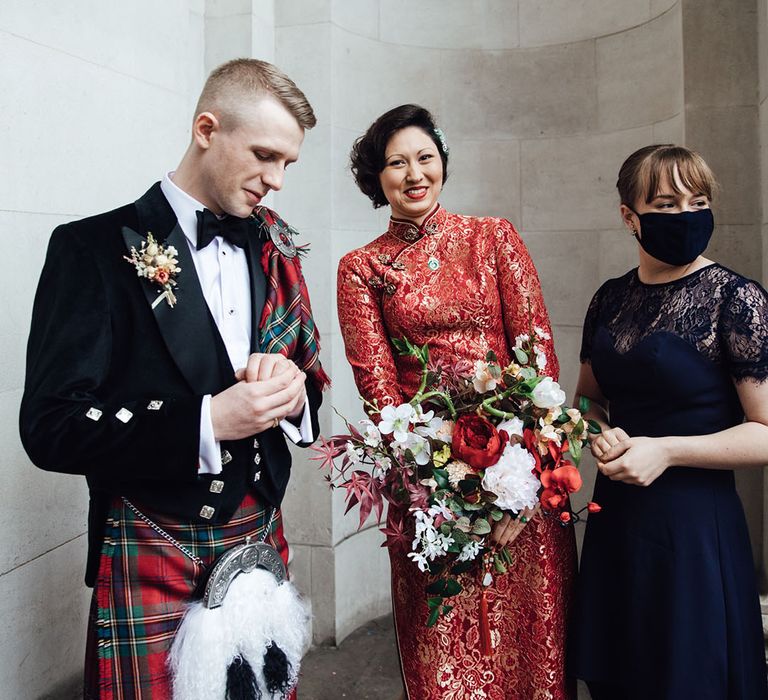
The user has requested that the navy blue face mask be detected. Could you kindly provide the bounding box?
[632,208,714,266]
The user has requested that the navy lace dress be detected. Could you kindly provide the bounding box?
[570,264,768,699]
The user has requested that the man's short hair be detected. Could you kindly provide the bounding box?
[195,58,316,130]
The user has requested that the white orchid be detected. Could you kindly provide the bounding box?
[373,456,392,480]
[393,432,432,465]
[359,419,382,447]
[457,540,481,562]
[428,498,454,522]
[415,415,444,440]
[533,345,547,370]
[379,403,416,443]
[534,325,551,340]
[344,440,363,464]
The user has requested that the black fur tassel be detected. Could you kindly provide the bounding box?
[226,655,260,700]
[263,642,292,695]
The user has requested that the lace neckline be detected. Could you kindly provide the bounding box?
[633,263,721,289]
[387,205,447,242]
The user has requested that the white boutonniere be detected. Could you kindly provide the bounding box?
[124,233,181,308]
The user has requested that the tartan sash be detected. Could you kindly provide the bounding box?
[253,207,330,392]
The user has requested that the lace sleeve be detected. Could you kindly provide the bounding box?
[720,279,768,384]
[337,251,403,412]
[495,219,559,380]
[579,285,604,364]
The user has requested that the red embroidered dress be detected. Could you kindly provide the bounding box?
[337,205,576,700]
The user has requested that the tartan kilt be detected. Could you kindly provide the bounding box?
[84,490,291,700]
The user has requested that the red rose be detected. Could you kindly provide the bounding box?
[155,268,170,284]
[452,415,508,469]
[539,464,583,512]
[587,501,602,514]
[559,511,572,523]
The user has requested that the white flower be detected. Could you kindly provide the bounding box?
[435,420,455,441]
[413,405,435,424]
[344,441,363,464]
[513,333,530,349]
[415,416,443,439]
[534,326,551,341]
[472,360,498,394]
[533,346,547,370]
[379,403,416,443]
[445,460,476,488]
[457,540,481,562]
[537,421,562,446]
[481,443,540,512]
[359,419,382,447]
[394,432,432,465]
[531,377,566,409]
[146,242,158,257]
[497,417,524,438]
[407,550,430,572]
[373,456,392,480]
[428,498,454,522]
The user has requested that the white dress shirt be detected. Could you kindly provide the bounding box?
[160,173,312,476]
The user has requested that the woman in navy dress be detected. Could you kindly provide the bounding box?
[570,144,768,699]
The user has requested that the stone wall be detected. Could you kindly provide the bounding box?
[0,1,206,695]
[1,1,766,696]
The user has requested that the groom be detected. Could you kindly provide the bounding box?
[20,58,327,698]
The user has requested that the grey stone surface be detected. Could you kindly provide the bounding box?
[379,0,519,50]
[439,41,597,140]
[0,537,91,698]
[597,6,683,131]
[521,230,601,327]
[440,139,521,221]
[518,0,652,47]
[685,105,761,226]
[332,0,380,39]
[682,0,758,108]
[520,127,654,232]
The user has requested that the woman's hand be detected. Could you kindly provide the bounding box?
[590,426,630,461]
[490,505,539,548]
[597,436,671,487]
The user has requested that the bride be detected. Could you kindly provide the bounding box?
[336,104,576,699]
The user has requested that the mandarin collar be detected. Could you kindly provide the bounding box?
[387,204,447,242]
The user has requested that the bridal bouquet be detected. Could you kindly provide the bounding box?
[313,328,600,628]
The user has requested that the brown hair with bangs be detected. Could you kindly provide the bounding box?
[616,145,718,209]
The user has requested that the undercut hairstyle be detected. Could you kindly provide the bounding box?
[616,144,718,209]
[350,104,449,208]
[195,58,316,131]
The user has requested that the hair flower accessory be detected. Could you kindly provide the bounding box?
[433,127,449,154]
[124,233,181,308]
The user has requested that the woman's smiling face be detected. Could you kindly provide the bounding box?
[379,126,443,224]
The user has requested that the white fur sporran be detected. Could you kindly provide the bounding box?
[169,537,311,700]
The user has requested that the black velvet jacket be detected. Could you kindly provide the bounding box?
[19,184,322,585]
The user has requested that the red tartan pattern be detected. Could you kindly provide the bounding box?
[84,491,292,700]
[255,206,330,391]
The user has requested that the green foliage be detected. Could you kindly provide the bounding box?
[579,395,590,414]
[471,518,491,535]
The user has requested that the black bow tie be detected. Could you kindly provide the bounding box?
[195,208,252,250]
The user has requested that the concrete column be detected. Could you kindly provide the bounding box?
[682,0,764,572]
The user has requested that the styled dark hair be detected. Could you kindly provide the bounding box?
[616,144,717,208]
[350,104,449,208]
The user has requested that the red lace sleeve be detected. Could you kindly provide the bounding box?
[495,219,559,380]
[337,251,403,411]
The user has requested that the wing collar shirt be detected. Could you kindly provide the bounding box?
[161,173,312,477]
